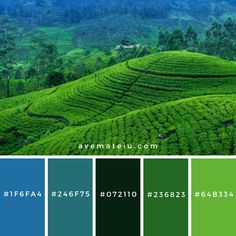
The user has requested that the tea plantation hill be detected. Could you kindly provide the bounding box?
[1,51,236,155]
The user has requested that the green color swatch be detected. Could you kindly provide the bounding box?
[192,159,236,236]
[144,159,188,236]
[48,159,92,236]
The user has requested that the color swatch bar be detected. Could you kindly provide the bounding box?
[144,159,188,236]
[192,159,236,236]
[0,159,45,236]
[96,159,140,236]
[48,159,92,236]
[3,157,236,236]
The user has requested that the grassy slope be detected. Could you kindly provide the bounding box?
[1,51,236,155]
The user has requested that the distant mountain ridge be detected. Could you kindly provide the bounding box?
[1,0,236,26]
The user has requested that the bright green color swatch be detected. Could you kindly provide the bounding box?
[192,159,236,236]
[144,159,188,236]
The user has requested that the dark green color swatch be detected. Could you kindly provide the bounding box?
[48,159,92,236]
[96,159,140,236]
[144,159,188,236]
[192,159,236,236]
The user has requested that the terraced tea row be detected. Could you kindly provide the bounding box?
[128,51,236,77]
[26,54,236,125]
[15,95,236,155]
[0,105,63,155]
[1,51,236,155]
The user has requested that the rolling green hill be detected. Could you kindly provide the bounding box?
[1,51,236,155]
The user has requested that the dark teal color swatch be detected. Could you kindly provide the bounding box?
[49,159,93,236]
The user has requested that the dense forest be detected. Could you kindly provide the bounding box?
[1,0,236,25]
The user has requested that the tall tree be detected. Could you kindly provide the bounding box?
[200,18,236,60]
[185,25,198,49]
[28,30,62,86]
[167,28,186,50]
[206,21,223,41]
[157,28,186,51]
[200,21,223,57]
[224,17,236,40]
[157,29,170,51]
[0,13,18,97]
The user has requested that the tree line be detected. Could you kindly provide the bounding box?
[157,17,236,60]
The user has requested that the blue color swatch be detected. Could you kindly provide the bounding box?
[0,159,45,236]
